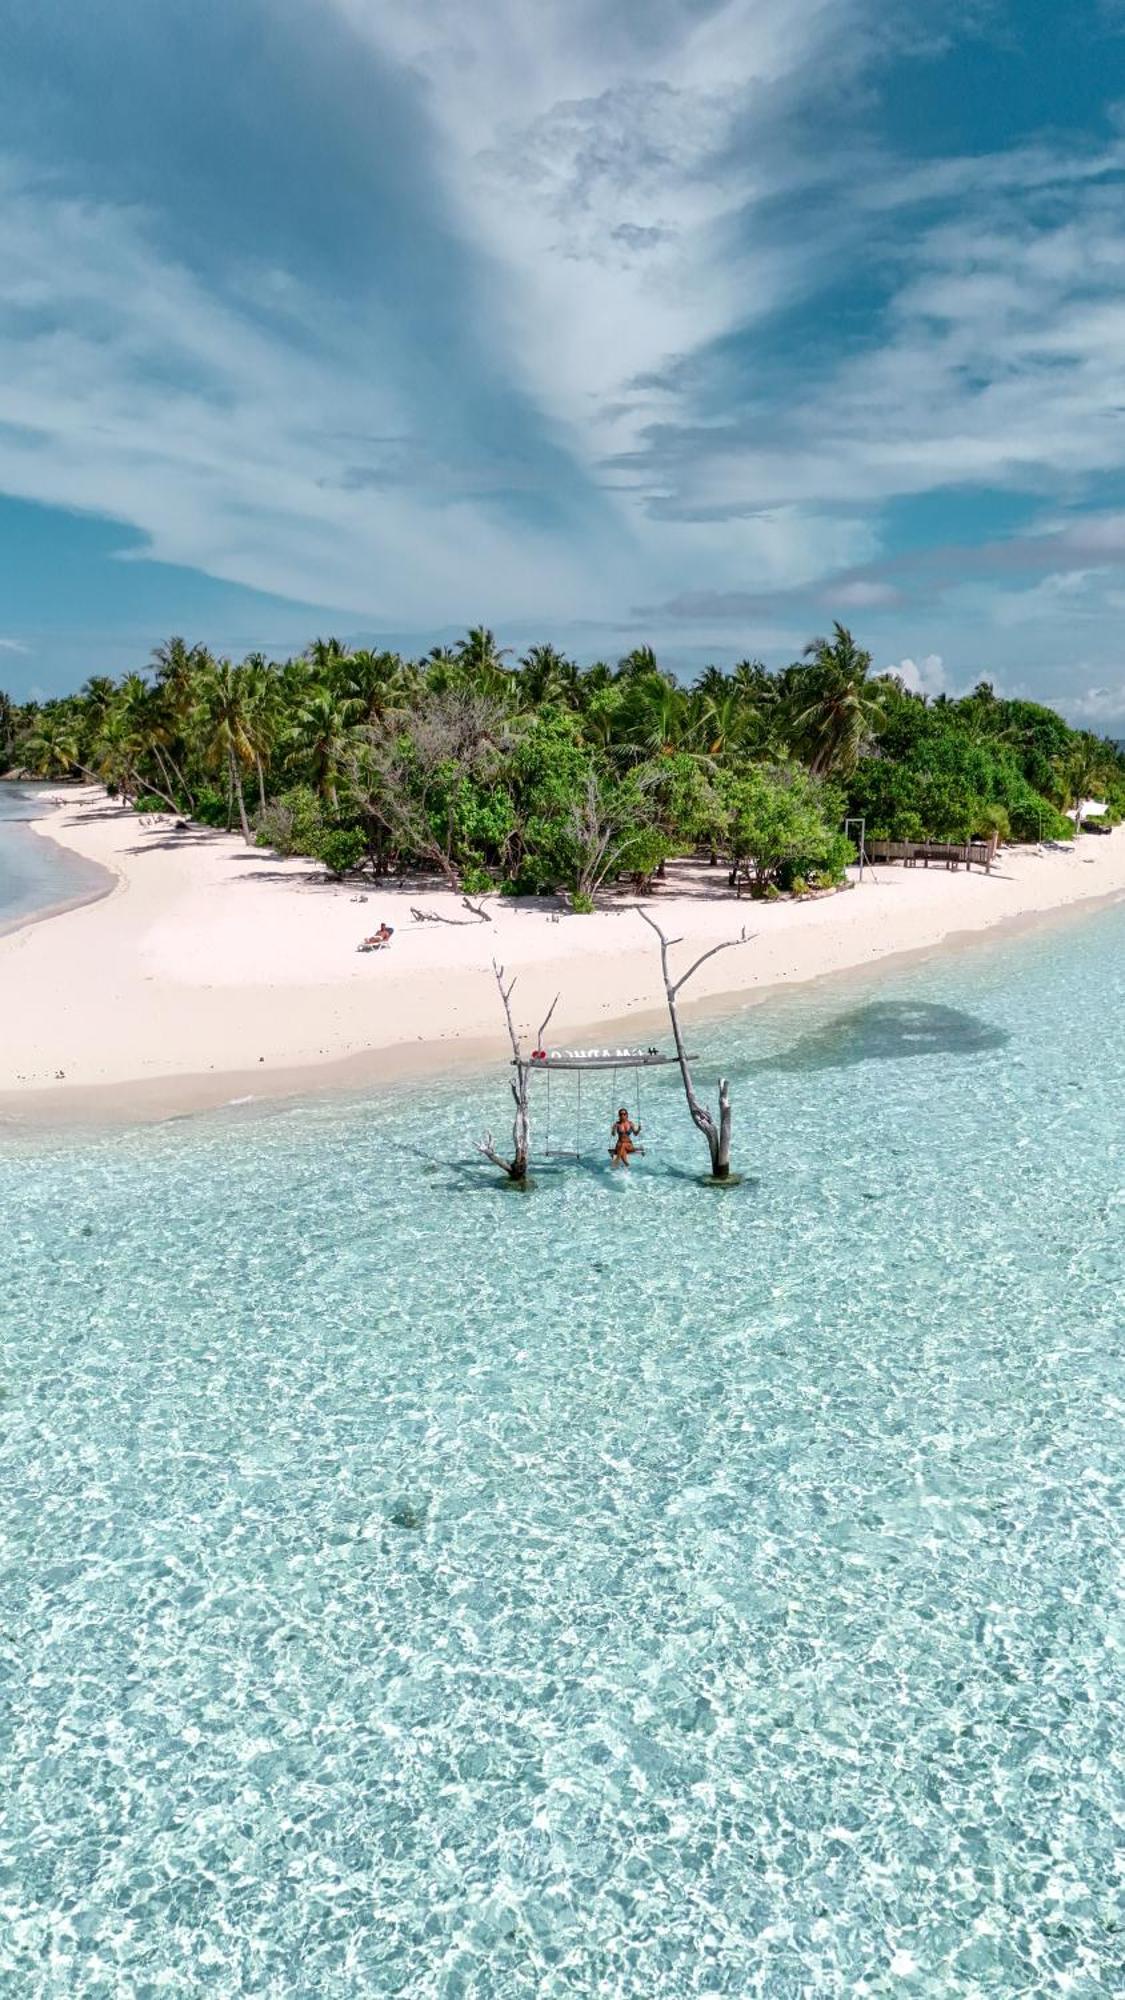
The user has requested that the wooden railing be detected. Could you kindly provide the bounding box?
[867,837,996,872]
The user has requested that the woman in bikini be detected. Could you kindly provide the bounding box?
[609,1105,642,1168]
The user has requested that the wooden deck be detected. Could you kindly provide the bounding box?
[867,837,996,873]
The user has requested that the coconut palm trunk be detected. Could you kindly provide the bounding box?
[229,746,252,842]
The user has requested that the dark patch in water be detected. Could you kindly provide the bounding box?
[756,1001,1010,1073]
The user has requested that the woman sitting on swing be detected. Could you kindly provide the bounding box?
[609,1104,642,1168]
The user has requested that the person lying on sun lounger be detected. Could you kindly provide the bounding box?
[358,924,394,952]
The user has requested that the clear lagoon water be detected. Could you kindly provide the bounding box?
[2,902,1124,1995]
[0,785,109,934]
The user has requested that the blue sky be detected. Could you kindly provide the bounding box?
[2,0,1125,729]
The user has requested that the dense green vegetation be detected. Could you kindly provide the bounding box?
[3,627,1123,900]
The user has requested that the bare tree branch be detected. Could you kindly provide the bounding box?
[668,928,754,999]
[476,962,560,1181]
[636,907,752,1178]
[536,993,561,1050]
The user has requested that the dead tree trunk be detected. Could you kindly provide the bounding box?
[637,907,750,1180]
[477,962,559,1184]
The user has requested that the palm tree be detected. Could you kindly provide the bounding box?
[306,636,351,675]
[0,689,16,768]
[80,675,118,725]
[693,683,747,760]
[332,648,415,729]
[519,643,581,709]
[454,627,515,703]
[87,706,145,803]
[616,644,661,681]
[194,659,258,840]
[1054,739,1112,832]
[151,638,206,722]
[617,674,690,759]
[287,689,363,809]
[18,711,80,778]
[790,624,886,777]
[239,656,285,812]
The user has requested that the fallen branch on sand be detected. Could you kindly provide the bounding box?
[409,896,493,926]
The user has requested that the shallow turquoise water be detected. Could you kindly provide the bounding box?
[0,786,108,933]
[2,905,1124,1996]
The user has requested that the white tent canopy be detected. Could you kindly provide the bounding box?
[1065,798,1107,821]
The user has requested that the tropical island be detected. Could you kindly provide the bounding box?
[4,624,1123,897]
[2,624,1124,1122]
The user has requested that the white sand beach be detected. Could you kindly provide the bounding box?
[2,786,1124,1124]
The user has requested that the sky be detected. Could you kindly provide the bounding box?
[2,0,1125,731]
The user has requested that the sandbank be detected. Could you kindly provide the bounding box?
[1,788,1123,1128]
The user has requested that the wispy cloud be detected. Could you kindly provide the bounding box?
[0,157,621,624]
[0,637,30,654]
[1,0,1125,725]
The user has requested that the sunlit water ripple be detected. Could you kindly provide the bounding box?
[2,904,1123,1995]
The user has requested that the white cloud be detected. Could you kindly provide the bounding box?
[1049,681,1125,725]
[0,637,30,653]
[836,579,899,608]
[608,139,1125,539]
[0,159,621,623]
[890,653,948,698]
[3,0,1125,696]
[327,0,865,493]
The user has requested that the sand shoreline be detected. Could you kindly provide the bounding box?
[2,787,1123,1131]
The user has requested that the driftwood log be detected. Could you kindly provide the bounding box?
[409,896,493,926]
[477,962,559,1183]
[637,908,751,1179]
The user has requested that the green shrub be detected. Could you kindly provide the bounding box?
[317,827,367,878]
[972,802,1010,843]
[1007,796,1071,843]
[255,785,326,856]
[191,788,230,828]
[570,889,596,913]
[460,865,496,897]
[133,793,168,814]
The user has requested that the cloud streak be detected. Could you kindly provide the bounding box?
[1,0,1125,727]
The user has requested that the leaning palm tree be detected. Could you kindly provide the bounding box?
[87,706,147,805]
[18,711,80,778]
[790,624,886,777]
